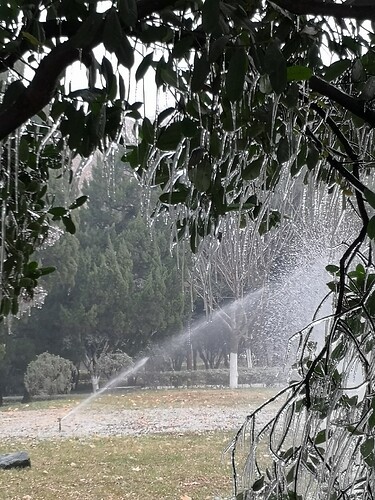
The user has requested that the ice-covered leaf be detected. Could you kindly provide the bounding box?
[156,122,183,150]
[226,46,248,102]
[287,65,313,81]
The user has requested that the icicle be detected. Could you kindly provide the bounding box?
[0,142,5,302]
[14,129,20,214]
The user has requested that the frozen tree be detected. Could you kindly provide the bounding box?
[2,1,375,498]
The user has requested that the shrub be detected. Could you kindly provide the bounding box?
[136,367,286,388]
[24,352,76,397]
[96,351,133,381]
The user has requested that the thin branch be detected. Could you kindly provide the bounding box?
[272,0,375,21]
[310,76,375,129]
[310,101,369,226]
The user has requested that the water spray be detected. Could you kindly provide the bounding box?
[56,356,150,427]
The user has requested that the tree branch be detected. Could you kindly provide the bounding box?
[0,42,80,140]
[310,76,375,128]
[0,0,180,141]
[272,0,375,21]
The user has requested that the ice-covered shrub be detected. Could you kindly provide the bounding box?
[24,352,75,396]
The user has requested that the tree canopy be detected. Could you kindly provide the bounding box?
[2,0,375,498]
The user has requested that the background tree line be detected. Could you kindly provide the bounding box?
[0,155,284,398]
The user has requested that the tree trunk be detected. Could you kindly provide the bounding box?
[193,347,197,370]
[186,342,193,370]
[229,352,238,389]
[246,347,253,368]
[22,388,31,403]
[197,347,209,369]
[229,333,239,389]
[91,375,100,393]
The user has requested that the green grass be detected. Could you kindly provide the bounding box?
[0,432,234,500]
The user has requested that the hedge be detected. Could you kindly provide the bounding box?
[134,367,286,389]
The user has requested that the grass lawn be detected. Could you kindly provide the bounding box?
[0,388,279,499]
[0,432,234,500]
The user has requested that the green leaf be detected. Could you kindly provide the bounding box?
[189,148,205,167]
[269,65,287,94]
[136,53,154,81]
[331,342,346,362]
[2,80,25,108]
[369,408,375,429]
[209,130,221,157]
[306,144,320,170]
[48,206,67,217]
[202,0,220,34]
[242,157,263,181]
[324,59,351,82]
[156,122,183,150]
[209,35,229,62]
[103,9,134,68]
[69,88,104,102]
[71,12,104,48]
[160,63,180,88]
[226,47,248,102]
[21,31,41,46]
[101,57,115,93]
[139,26,173,44]
[284,82,299,108]
[62,215,76,234]
[252,476,265,492]
[172,35,195,59]
[315,429,327,445]
[326,264,339,274]
[189,159,212,192]
[1,297,11,316]
[159,190,189,204]
[264,42,287,94]
[181,118,198,138]
[116,36,134,68]
[264,41,283,73]
[118,0,138,28]
[360,438,375,466]
[365,188,375,210]
[39,266,56,276]
[19,137,30,163]
[366,291,375,316]
[156,108,175,127]
[69,195,88,210]
[277,137,291,163]
[191,53,210,93]
[142,117,154,144]
[287,65,313,81]
[11,297,19,316]
[367,216,375,239]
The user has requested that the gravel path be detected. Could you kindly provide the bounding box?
[0,404,279,440]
